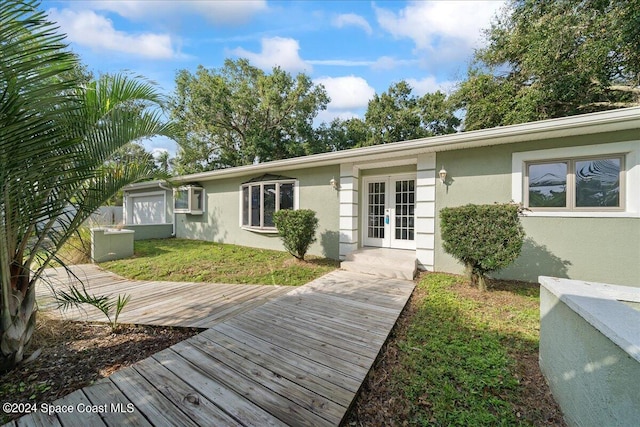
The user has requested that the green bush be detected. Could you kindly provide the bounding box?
[440,203,525,290]
[273,209,319,260]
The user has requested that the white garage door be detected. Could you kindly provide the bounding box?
[132,195,164,224]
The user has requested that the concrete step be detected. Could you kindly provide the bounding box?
[341,248,417,281]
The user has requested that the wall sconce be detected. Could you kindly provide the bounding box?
[330,177,339,190]
[439,166,447,184]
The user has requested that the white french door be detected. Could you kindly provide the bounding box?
[363,175,416,250]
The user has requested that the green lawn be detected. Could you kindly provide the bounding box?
[100,238,339,286]
[349,272,556,426]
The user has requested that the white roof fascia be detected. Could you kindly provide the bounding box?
[171,107,640,183]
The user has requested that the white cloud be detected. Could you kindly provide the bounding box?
[231,37,311,73]
[372,56,420,70]
[332,13,373,35]
[406,77,457,96]
[314,76,376,110]
[90,0,267,25]
[48,9,179,59]
[375,1,504,53]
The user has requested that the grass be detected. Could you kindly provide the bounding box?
[100,238,339,286]
[372,273,550,426]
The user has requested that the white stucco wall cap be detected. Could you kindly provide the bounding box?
[169,106,640,183]
[539,276,640,363]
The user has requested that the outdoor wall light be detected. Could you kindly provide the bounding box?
[439,166,447,184]
[330,177,339,190]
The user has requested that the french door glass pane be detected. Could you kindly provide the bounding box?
[575,158,620,207]
[368,182,385,239]
[394,179,415,241]
[528,162,567,207]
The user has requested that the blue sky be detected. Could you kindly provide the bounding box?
[42,0,505,157]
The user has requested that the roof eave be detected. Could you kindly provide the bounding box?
[171,107,640,183]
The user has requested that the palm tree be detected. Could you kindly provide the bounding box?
[0,0,174,372]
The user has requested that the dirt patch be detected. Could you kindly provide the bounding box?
[0,312,201,424]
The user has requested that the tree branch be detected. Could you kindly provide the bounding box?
[606,85,640,94]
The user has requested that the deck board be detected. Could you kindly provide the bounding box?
[13,266,415,427]
[36,264,290,328]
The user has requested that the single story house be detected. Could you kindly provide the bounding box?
[123,107,640,286]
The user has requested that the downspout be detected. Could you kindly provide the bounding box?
[158,182,176,237]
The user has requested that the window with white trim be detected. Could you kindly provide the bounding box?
[525,155,624,210]
[174,186,204,215]
[241,176,295,230]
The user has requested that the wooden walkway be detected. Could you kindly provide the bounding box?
[36,264,292,328]
[13,269,414,426]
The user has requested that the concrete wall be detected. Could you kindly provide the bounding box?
[91,228,134,262]
[539,280,640,426]
[434,130,640,286]
[126,224,174,241]
[176,165,341,259]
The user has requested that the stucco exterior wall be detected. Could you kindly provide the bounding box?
[126,224,174,240]
[434,130,640,286]
[539,285,640,426]
[176,165,341,259]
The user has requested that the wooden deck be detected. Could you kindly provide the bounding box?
[14,268,415,426]
[36,264,293,328]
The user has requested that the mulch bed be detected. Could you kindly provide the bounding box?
[0,314,201,424]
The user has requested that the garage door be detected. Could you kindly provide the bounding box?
[132,195,164,224]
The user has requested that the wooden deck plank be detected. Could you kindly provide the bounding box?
[37,265,293,328]
[186,333,347,423]
[14,411,60,427]
[238,308,380,360]
[256,300,392,348]
[107,367,201,427]
[216,320,368,382]
[198,328,354,405]
[82,380,151,427]
[131,357,242,427]
[206,324,361,393]
[172,340,338,426]
[53,390,107,427]
[152,349,287,427]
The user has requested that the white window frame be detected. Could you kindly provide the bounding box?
[239,179,299,233]
[512,141,640,218]
[174,186,204,215]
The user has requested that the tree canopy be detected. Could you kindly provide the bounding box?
[171,59,329,174]
[455,0,640,130]
[0,0,172,372]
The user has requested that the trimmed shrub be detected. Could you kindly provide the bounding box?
[273,209,319,260]
[440,203,525,291]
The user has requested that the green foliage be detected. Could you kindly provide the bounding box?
[171,59,329,173]
[0,0,172,372]
[395,273,538,425]
[54,285,131,333]
[456,0,640,130]
[440,204,525,290]
[272,210,319,261]
[102,239,338,286]
[363,81,460,146]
